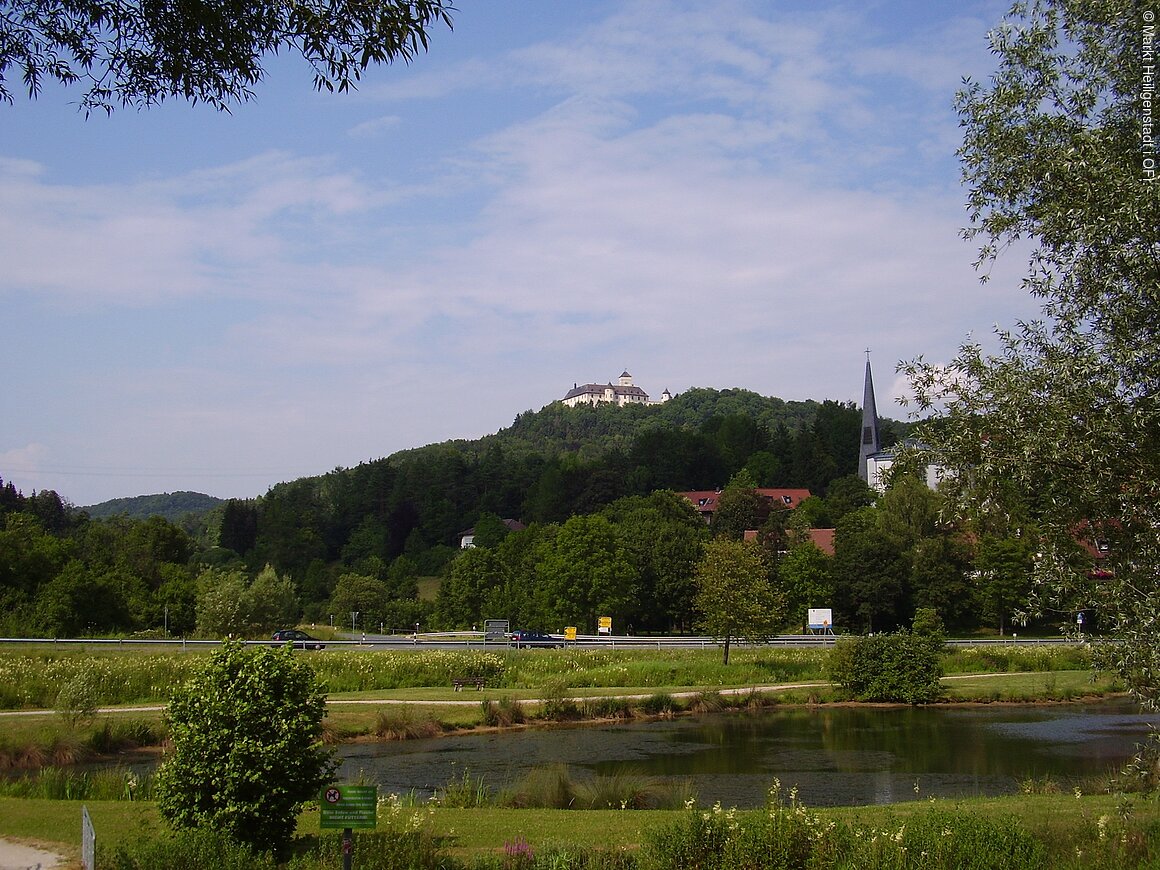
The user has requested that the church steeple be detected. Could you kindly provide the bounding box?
[859,351,881,483]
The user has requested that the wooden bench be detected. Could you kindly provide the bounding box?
[452,676,486,692]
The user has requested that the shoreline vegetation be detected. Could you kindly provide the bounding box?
[0,643,1126,771]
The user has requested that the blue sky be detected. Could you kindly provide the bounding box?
[0,0,1041,506]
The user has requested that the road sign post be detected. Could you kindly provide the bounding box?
[81,805,95,870]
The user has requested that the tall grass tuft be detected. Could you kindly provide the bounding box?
[688,691,726,714]
[1021,773,1063,795]
[582,696,634,720]
[573,765,694,810]
[0,651,200,709]
[942,644,1092,676]
[500,764,577,809]
[538,680,579,721]
[481,696,526,727]
[437,769,492,808]
[373,705,442,740]
[638,693,678,717]
[0,765,152,800]
[85,719,163,755]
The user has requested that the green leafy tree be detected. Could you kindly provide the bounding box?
[875,475,941,551]
[831,507,909,633]
[694,538,782,664]
[435,547,500,629]
[902,0,1160,706]
[245,564,300,634]
[194,569,251,638]
[536,514,637,631]
[469,512,512,550]
[778,539,834,630]
[219,499,259,556]
[328,572,392,629]
[0,512,71,629]
[155,640,335,858]
[822,474,875,523]
[491,522,558,629]
[741,449,781,487]
[710,470,767,540]
[156,565,199,636]
[975,534,1036,636]
[195,565,299,637]
[2,0,454,113]
[35,560,129,636]
[601,490,709,632]
[790,496,832,531]
[907,534,976,632]
[384,554,420,599]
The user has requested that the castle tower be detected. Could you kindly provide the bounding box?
[859,352,881,483]
[618,370,633,387]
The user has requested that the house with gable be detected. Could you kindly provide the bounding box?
[679,488,812,525]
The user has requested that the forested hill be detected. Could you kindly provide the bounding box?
[394,388,861,464]
[221,388,908,595]
[83,491,224,521]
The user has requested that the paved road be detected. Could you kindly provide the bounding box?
[0,633,1072,652]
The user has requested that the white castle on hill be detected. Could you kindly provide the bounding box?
[561,371,672,408]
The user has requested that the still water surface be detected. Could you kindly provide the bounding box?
[337,700,1154,808]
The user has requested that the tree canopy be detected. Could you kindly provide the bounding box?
[0,0,455,113]
[903,0,1160,706]
[693,538,782,664]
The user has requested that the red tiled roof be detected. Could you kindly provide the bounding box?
[808,528,835,555]
[679,488,813,512]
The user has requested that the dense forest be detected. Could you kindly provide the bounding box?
[84,491,224,521]
[1,387,1064,639]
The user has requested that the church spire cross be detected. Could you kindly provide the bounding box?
[858,354,882,483]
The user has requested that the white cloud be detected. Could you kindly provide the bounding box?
[0,0,1045,504]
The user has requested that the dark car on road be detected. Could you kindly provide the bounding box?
[509,630,563,649]
[271,629,326,650]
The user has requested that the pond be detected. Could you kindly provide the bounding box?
[335,700,1155,808]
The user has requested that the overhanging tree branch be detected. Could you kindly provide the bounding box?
[0,0,455,113]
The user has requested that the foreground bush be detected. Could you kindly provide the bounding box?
[155,640,335,858]
[827,630,943,704]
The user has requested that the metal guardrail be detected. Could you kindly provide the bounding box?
[0,633,1081,649]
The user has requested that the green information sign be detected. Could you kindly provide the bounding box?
[320,784,378,830]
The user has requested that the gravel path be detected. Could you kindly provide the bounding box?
[0,839,65,870]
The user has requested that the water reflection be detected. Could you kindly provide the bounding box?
[336,700,1153,808]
